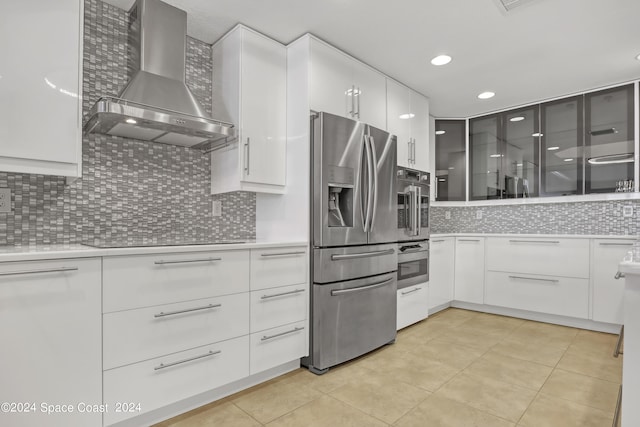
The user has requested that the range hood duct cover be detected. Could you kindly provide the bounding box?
[83,0,235,148]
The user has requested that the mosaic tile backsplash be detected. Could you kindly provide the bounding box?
[0,0,255,247]
[431,200,640,236]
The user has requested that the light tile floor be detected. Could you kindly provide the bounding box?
[155,308,622,427]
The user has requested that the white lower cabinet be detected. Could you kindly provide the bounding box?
[591,239,634,324]
[429,237,455,311]
[454,237,485,304]
[397,284,429,330]
[485,271,589,318]
[250,321,307,375]
[0,258,101,427]
[250,284,308,332]
[104,336,249,426]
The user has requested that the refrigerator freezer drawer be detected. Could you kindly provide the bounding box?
[311,272,397,371]
[313,243,397,284]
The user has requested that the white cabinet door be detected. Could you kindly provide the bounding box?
[411,92,430,172]
[387,79,412,167]
[0,0,81,177]
[454,237,485,304]
[241,29,286,186]
[0,258,101,427]
[397,284,429,330]
[352,60,386,130]
[591,239,634,324]
[211,25,286,194]
[429,237,455,310]
[309,38,353,119]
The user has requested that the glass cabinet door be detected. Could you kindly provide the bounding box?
[503,106,539,198]
[469,114,502,200]
[435,120,466,201]
[585,84,634,193]
[540,96,583,196]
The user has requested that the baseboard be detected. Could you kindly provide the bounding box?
[451,301,622,334]
[107,360,301,427]
[428,302,452,316]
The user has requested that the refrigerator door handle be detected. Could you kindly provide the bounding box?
[368,135,379,231]
[330,277,394,296]
[330,248,395,261]
[363,133,374,232]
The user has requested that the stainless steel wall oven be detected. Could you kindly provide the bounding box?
[397,240,429,290]
[397,167,430,242]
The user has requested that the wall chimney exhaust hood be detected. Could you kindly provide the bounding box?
[83,0,235,148]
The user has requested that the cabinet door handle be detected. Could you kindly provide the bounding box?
[0,266,78,276]
[408,140,412,164]
[509,275,559,283]
[261,326,305,341]
[331,277,393,295]
[599,242,634,246]
[509,240,560,244]
[431,239,445,243]
[614,271,625,280]
[154,350,221,371]
[350,85,355,117]
[356,86,360,118]
[412,138,416,163]
[154,303,221,318]
[261,288,305,299]
[260,251,305,257]
[401,286,422,295]
[154,257,222,265]
[244,137,251,176]
[458,239,480,242]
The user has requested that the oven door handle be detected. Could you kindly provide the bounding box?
[416,185,422,236]
[331,277,393,296]
[331,248,395,261]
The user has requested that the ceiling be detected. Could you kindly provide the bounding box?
[103,0,640,118]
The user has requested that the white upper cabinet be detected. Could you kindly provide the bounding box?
[309,38,386,130]
[387,79,430,171]
[0,0,82,178]
[211,25,286,194]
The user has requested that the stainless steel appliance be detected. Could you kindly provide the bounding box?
[84,0,235,147]
[397,240,429,290]
[305,112,398,375]
[397,167,430,242]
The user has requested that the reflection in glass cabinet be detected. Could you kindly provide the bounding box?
[435,120,465,201]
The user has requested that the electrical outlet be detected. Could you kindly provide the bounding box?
[0,188,11,213]
[445,211,451,220]
[476,210,483,220]
[212,200,222,217]
[623,205,634,218]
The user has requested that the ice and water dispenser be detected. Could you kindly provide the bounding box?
[327,165,354,227]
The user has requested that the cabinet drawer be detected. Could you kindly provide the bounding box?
[104,336,249,426]
[250,321,307,375]
[103,250,250,312]
[250,284,307,333]
[397,284,429,330]
[485,271,588,319]
[250,246,307,290]
[486,237,589,278]
[104,293,249,370]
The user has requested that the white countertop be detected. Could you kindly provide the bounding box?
[431,233,638,239]
[0,241,309,262]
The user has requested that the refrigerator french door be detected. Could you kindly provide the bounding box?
[306,112,398,375]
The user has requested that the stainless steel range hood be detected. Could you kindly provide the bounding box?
[83,0,235,148]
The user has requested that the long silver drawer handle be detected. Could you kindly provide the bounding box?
[458,239,480,242]
[600,242,634,246]
[431,239,445,243]
[509,240,560,244]
[401,287,422,295]
[509,275,559,283]
[331,248,394,261]
[261,289,305,299]
[260,251,305,258]
[261,326,305,341]
[331,277,394,296]
[154,350,221,371]
[154,303,221,318]
[614,271,625,280]
[0,266,78,276]
[154,257,222,265]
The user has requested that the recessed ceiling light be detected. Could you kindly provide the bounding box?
[477,91,495,100]
[399,113,415,119]
[547,146,559,151]
[636,53,640,61]
[435,130,446,135]
[431,55,452,66]
[516,163,523,166]
[564,158,573,162]
[532,132,543,137]
[125,118,137,125]
[510,116,525,122]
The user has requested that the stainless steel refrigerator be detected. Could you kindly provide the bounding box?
[304,111,398,375]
